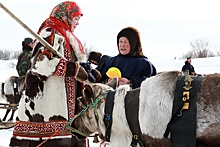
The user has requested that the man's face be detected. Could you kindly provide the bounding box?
[188,58,192,63]
[118,37,130,55]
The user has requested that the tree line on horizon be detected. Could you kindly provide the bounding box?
[0,39,219,60]
[179,39,220,59]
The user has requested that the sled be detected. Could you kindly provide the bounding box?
[0,103,18,110]
[0,103,18,129]
[0,103,17,129]
[0,121,15,129]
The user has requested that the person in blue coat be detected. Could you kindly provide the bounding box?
[98,27,157,89]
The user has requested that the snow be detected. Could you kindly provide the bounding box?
[0,57,220,146]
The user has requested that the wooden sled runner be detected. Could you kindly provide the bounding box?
[0,103,18,110]
[0,121,15,129]
[0,103,18,129]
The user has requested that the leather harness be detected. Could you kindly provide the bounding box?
[164,74,203,147]
[14,77,20,104]
[104,89,145,147]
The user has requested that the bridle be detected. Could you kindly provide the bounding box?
[64,90,110,138]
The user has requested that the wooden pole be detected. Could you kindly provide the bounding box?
[0,2,66,60]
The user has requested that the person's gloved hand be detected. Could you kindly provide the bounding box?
[80,62,96,83]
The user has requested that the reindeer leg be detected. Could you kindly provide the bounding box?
[8,109,16,122]
[2,109,11,121]
[8,110,16,121]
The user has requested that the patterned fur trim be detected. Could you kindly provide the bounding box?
[65,77,75,119]
[54,59,67,76]
[13,121,71,138]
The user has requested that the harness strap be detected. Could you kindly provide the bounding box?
[1,82,4,95]
[164,75,190,138]
[163,102,184,138]
[125,88,145,147]
[163,75,203,147]
[104,90,116,142]
[14,77,20,104]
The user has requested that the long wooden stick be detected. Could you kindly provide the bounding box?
[0,2,66,60]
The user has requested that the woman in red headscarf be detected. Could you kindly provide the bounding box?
[10,1,96,147]
[37,1,86,62]
[34,1,87,120]
[36,1,99,82]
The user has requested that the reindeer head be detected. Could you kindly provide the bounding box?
[70,78,118,140]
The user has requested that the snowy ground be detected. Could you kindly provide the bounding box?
[0,57,220,146]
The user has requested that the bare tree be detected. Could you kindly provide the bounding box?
[0,50,10,60]
[214,46,220,56]
[0,49,21,60]
[189,39,215,58]
[181,51,194,60]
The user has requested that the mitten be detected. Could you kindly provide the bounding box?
[65,62,88,82]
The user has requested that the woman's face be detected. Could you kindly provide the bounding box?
[118,37,130,55]
[71,15,81,32]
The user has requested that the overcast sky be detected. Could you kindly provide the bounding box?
[1,0,220,60]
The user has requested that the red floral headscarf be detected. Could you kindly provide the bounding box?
[50,1,83,30]
[37,1,84,54]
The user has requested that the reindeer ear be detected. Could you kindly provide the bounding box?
[106,77,118,89]
[84,84,94,99]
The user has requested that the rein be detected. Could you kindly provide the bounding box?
[64,91,108,137]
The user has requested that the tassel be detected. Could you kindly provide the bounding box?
[93,133,100,143]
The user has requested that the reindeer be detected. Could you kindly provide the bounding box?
[0,75,25,122]
[71,71,220,147]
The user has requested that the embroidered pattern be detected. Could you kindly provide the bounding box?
[54,58,67,76]
[13,121,70,138]
[64,47,75,120]
[66,77,75,119]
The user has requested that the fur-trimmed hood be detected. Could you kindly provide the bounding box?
[117,27,144,57]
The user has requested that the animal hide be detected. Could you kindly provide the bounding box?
[10,29,88,147]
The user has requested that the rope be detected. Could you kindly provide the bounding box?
[66,125,89,137]
[100,140,107,147]
[36,129,61,147]
[64,93,107,137]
